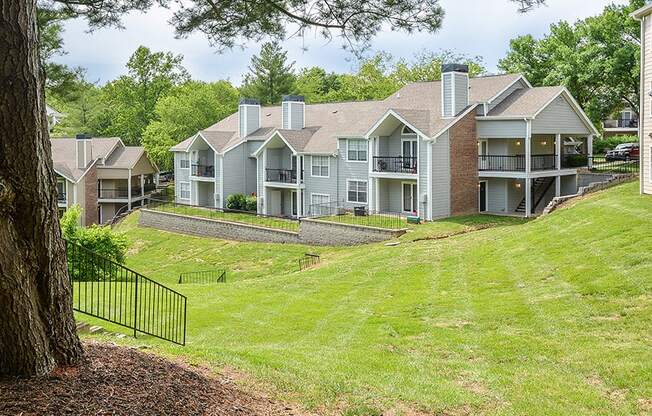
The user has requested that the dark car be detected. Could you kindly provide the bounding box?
[605,143,639,161]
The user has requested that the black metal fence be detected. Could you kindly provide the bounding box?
[266,168,299,183]
[478,155,526,171]
[588,156,639,174]
[299,254,320,271]
[148,198,300,232]
[66,240,187,345]
[178,270,226,284]
[305,200,408,230]
[373,156,418,174]
[191,164,214,178]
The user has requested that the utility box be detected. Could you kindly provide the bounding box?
[407,216,421,224]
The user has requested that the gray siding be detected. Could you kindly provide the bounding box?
[453,73,469,115]
[377,179,409,213]
[485,178,507,213]
[477,120,527,138]
[442,73,453,117]
[532,95,591,135]
[174,152,190,203]
[281,102,304,130]
[561,175,578,196]
[337,138,369,209]
[223,143,247,199]
[266,147,293,169]
[430,131,451,218]
[304,155,338,209]
[239,105,260,137]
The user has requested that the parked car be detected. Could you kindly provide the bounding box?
[605,143,639,161]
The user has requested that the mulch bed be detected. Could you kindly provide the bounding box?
[0,341,307,416]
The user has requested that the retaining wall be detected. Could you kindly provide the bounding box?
[139,209,406,246]
[543,174,636,215]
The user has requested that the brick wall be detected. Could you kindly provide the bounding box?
[449,110,479,216]
[84,165,98,225]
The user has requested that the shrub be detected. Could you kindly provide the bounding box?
[593,135,638,155]
[226,193,247,210]
[60,205,129,265]
[226,193,257,211]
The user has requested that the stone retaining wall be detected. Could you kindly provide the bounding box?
[543,174,636,215]
[299,218,406,246]
[139,209,301,244]
[139,209,406,246]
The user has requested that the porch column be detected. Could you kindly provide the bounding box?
[262,149,267,215]
[587,134,594,168]
[140,174,144,207]
[525,122,532,174]
[368,177,375,211]
[555,176,561,197]
[525,178,532,218]
[127,170,132,211]
[555,134,562,170]
[296,190,302,217]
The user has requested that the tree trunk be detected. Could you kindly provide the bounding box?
[0,0,82,376]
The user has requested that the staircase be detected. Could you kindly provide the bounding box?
[515,177,555,214]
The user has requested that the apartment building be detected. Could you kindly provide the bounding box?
[171,64,597,219]
[633,3,652,194]
[52,134,159,225]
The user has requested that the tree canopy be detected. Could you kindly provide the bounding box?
[240,42,297,104]
[499,0,643,126]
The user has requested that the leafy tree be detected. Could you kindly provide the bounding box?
[98,46,190,145]
[295,67,343,103]
[142,80,239,170]
[240,42,296,104]
[49,73,106,137]
[1,0,544,377]
[499,0,644,126]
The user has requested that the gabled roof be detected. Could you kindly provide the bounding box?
[102,146,146,169]
[169,74,544,154]
[632,3,652,19]
[487,86,564,117]
[51,137,122,182]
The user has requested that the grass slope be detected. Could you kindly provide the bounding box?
[84,182,652,415]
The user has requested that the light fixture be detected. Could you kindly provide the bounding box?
[516,141,522,146]
[541,141,547,146]
[515,182,522,189]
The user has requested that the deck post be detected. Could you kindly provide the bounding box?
[555,134,562,170]
[525,178,532,218]
[587,135,594,169]
[127,169,132,211]
[555,176,561,197]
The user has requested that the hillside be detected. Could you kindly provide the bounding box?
[87,181,652,415]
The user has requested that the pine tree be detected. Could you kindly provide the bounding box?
[241,43,296,105]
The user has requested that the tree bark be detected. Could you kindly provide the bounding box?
[0,0,82,376]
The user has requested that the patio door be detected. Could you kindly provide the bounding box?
[402,182,418,213]
[402,139,417,170]
[478,140,488,170]
[478,181,487,212]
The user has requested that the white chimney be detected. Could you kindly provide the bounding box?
[441,64,469,118]
[75,134,92,169]
[282,95,305,130]
[239,98,261,137]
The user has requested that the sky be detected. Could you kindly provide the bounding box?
[53,0,628,86]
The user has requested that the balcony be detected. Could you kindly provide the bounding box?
[266,168,299,183]
[98,187,145,200]
[603,118,638,129]
[478,154,558,172]
[372,156,417,174]
[191,164,214,178]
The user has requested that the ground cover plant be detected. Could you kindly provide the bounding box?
[80,182,652,415]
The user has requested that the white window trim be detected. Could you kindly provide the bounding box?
[346,179,368,204]
[178,181,191,200]
[311,155,330,178]
[400,138,418,158]
[179,153,190,169]
[310,193,331,203]
[401,181,418,213]
[346,139,368,163]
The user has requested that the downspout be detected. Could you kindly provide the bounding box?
[641,15,646,194]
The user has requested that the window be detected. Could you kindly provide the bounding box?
[347,180,368,203]
[310,193,331,216]
[347,139,367,161]
[311,156,329,177]
[402,125,416,135]
[179,154,190,169]
[178,182,190,199]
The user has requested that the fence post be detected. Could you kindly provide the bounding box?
[133,274,138,338]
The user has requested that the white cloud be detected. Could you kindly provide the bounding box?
[53,0,628,84]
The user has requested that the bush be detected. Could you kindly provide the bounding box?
[60,205,129,265]
[593,135,638,155]
[226,193,257,211]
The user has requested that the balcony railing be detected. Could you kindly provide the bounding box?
[98,187,146,199]
[478,154,557,172]
[266,168,299,183]
[191,164,214,178]
[603,118,638,129]
[372,156,418,174]
[561,154,589,169]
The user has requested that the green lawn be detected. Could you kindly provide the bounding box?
[149,201,300,232]
[81,182,652,415]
